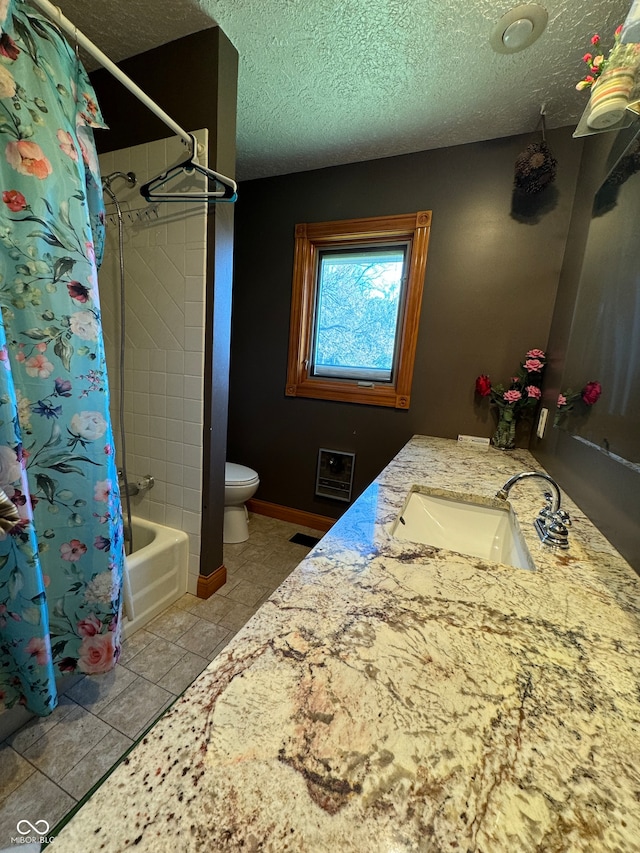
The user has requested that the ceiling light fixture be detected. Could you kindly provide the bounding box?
[490,4,548,54]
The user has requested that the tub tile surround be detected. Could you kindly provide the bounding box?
[0,516,316,848]
[49,436,640,852]
[98,130,208,595]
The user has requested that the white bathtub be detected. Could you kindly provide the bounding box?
[122,517,189,638]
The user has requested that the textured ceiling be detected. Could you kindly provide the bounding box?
[53,0,633,179]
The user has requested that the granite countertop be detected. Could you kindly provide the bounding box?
[51,436,640,852]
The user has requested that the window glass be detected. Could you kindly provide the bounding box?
[312,245,408,382]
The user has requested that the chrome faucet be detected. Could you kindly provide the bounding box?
[117,469,155,497]
[496,471,561,511]
[496,471,571,549]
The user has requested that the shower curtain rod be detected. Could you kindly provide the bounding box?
[27,0,237,197]
[28,0,191,146]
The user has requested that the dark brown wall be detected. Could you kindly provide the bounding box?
[92,29,228,155]
[91,29,238,576]
[228,127,583,518]
[532,129,640,574]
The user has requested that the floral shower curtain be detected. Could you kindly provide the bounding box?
[0,0,123,716]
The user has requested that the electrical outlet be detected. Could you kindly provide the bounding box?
[536,407,549,439]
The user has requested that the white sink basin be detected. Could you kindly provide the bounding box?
[391,487,534,570]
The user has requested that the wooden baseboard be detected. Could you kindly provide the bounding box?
[246,499,334,532]
[197,564,227,599]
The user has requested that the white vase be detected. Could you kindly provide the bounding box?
[587,66,636,129]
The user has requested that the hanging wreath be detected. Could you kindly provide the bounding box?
[513,113,557,194]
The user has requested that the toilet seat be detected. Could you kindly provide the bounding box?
[225,462,259,487]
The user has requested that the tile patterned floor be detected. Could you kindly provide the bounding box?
[0,514,322,848]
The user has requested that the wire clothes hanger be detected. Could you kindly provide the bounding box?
[140,134,237,204]
[27,0,238,205]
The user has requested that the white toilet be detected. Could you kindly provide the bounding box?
[224,462,260,544]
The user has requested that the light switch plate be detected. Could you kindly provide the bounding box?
[536,407,549,439]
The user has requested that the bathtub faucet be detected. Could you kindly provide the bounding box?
[117,470,155,497]
[496,471,571,549]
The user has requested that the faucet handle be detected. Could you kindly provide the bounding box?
[547,519,569,548]
[547,517,568,538]
[556,508,572,527]
[534,511,570,549]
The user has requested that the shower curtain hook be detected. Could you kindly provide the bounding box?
[54,5,77,55]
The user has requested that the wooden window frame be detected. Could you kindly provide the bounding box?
[285,211,432,408]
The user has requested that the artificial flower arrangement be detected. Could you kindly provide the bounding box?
[577,25,640,130]
[576,27,622,91]
[554,380,602,427]
[474,349,546,449]
[575,25,640,90]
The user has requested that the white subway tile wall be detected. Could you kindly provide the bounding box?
[99,130,209,595]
